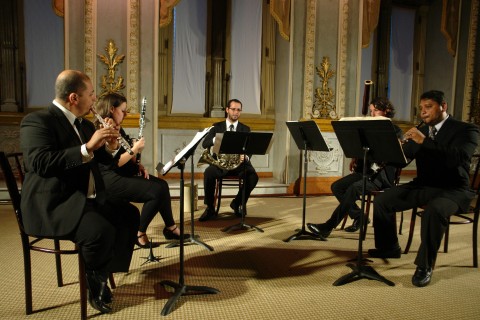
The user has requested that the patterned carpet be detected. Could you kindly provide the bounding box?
[0,196,479,320]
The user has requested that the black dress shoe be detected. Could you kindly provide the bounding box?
[306,223,332,238]
[199,207,217,221]
[412,266,432,287]
[367,246,402,259]
[163,226,190,240]
[230,200,245,217]
[136,234,160,249]
[85,270,112,314]
[344,217,371,232]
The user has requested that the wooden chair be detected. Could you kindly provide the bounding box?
[403,154,480,267]
[0,151,115,319]
[214,175,243,214]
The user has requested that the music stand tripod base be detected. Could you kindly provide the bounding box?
[284,227,325,242]
[333,263,395,286]
[165,235,214,251]
[139,242,162,265]
[160,280,220,316]
[222,211,264,233]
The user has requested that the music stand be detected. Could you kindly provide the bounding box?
[284,120,330,242]
[331,118,407,287]
[158,128,219,315]
[165,154,214,251]
[218,131,273,233]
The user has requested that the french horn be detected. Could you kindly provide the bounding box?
[197,147,242,170]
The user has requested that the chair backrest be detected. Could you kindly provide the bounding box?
[393,167,402,186]
[470,154,480,191]
[0,151,26,233]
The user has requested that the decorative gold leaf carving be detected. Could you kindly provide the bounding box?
[97,40,125,97]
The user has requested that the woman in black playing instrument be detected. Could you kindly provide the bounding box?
[94,92,188,248]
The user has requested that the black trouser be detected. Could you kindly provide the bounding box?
[72,200,139,273]
[324,172,380,229]
[203,163,258,208]
[373,184,461,269]
[102,171,175,232]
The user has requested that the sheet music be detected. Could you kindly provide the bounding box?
[339,116,391,121]
[161,126,213,175]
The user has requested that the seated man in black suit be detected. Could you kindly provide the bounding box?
[368,90,479,287]
[20,70,139,313]
[199,98,259,221]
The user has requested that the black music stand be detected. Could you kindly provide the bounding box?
[218,131,273,233]
[165,154,214,251]
[284,120,330,242]
[331,118,407,287]
[158,128,219,316]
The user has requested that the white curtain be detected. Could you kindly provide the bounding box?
[389,6,415,121]
[171,0,207,114]
[25,1,64,107]
[230,0,262,114]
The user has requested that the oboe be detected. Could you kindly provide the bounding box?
[90,107,134,155]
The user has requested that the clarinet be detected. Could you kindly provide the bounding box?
[401,120,425,144]
[90,107,134,155]
[136,97,147,165]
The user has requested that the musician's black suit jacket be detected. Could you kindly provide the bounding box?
[20,104,119,237]
[402,115,479,211]
[202,121,254,162]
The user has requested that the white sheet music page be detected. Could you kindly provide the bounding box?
[161,126,213,175]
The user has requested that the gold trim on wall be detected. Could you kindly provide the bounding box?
[302,0,316,119]
[127,0,140,113]
[84,0,96,82]
[336,0,349,119]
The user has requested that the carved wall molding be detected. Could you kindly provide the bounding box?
[0,127,20,154]
[464,0,479,122]
[302,0,316,119]
[336,0,349,119]
[84,0,96,84]
[127,0,140,112]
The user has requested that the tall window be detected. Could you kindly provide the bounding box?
[159,0,273,118]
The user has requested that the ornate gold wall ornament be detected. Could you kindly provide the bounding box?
[97,40,125,97]
[311,57,337,119]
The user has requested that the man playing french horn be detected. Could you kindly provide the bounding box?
[199,99,259,222]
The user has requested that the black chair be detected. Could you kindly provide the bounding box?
[403,154,480,267]
[0,151,115,319]
[214,175,243,215]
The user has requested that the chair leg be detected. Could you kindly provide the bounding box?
[109,274,116,289]
[78,254,87,320]
[22,240,33,315]
[362,194,373,240]
[215,179,222,214]
[473,211,479,268]
[404,208,418,254]
[54,239,64,287]
[444,217,450,253]
[398,211,404,235]
[340,214,348,230]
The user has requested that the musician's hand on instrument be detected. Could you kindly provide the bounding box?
[139,164,149,179]
[87,127,119,151]
[349,158,357,172]
[404,128,426,144]
[132,137,145,154]
[240,154,245,162]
